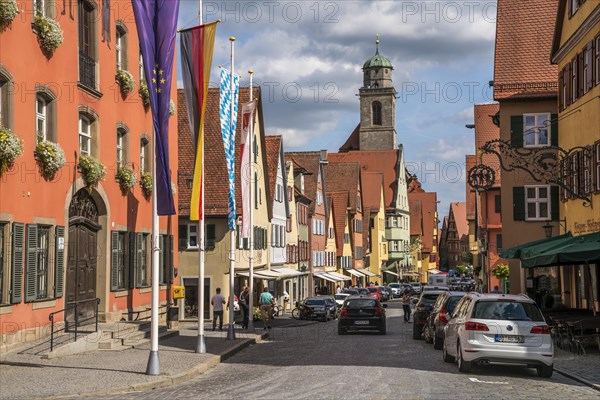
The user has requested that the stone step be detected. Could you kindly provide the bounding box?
[120,326,167,346]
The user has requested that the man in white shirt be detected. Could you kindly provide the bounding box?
[211,288,226,331]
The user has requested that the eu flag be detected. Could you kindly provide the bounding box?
[131,0,179,215]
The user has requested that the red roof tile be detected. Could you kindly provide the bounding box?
[265,136,282,210]
[284,152,323,214]
[328,150,399,211]
[493,0,559,100]
[408,192,438,252]
[338,123,361,152]
[474,103,502,188]
[330,191,350,257]
[450,202,469,240]
[361,171,384,212]
[324,162,361,212]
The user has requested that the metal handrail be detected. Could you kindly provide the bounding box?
[49,298,100,352]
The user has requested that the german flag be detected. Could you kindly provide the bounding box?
[180,21,218,221]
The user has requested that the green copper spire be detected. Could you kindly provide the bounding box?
[363,34,393,69]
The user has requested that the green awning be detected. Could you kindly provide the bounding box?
[521,232,600,268]
[500,233,573,259]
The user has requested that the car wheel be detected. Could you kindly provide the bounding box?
[457,342,472,373]
[433,334,443,350]
[442,337,455,363]
[537,365,553,378]
[424,327,433,344]
[412,321,421,340]
[338,326,346,335]
[379,324,387,335]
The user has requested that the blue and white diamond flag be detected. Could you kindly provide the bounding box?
[219,68,240,231]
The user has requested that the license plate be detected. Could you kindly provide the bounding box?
[354,320,369,325]
[495,335,524,343]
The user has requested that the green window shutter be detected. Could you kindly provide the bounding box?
[510,115,524,148]
[10,223,24,304]
[551,186,560,221]
[168,234,174,284]
[25,224,38,302]
[207,224,216,250]
[178,223,187,250]
[128,232,136,289]
[551,114,559,146]
[110,231,119,291]
[513,187,525,221]
[54,226,65,298]
[136,233,143,287]
[158,234,165,284]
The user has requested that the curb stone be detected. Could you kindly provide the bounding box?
[555,368,600,392]
[43,332,269,399]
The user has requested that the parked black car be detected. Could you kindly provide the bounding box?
[338,296,387,335]
[412,290,448,340]
[422,291,466,349]
[303,297,333,321]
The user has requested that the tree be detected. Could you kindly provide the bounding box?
[455,264,468,276]
[491,263,510,294]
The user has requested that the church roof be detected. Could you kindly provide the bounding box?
[363,42,393,69]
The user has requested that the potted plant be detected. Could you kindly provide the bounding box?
[139,82,150,111]
[34,133,66,180]
[115,164,137,194]
[139,172,152,199]
[116,69,135,97]
[78,155,106,189]
[0,127,23,175]
[491,263,510,293]
[0,0,19,30]
[33,15,63,54]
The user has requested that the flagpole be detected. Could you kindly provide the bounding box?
[146,129,160,375]
[247,69,255,332]
[227,36,237,341]
[195,0,206,355]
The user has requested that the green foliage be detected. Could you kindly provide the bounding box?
[116,69,135,96]
[115,164,137,194]
[33,15,63,54]
[0,127,23,174]
[139,172,152,199]
[455,264,468,276]
[34,134,66,180]
[78,155,106,189]
[491,263,510,280]
[138,83,150,111]
[0,0,20,29]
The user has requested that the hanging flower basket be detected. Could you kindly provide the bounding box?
[169,99,176,116]
[139,172,152,199]
[34,134,66,180]
[115,164,137,194]
[0,127,23,175]
[78,155,106,189]
[0,0,20,30]
[33,15,63,54]
[139,82,150,111]
[116,69,135,97]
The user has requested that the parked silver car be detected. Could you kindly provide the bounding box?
[442,293,554,377]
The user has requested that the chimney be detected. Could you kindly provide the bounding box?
[319,149,328,164]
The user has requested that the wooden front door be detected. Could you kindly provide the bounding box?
[66,190,100,325]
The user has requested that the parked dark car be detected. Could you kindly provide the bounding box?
[303,297,333,321]
[357,288,370,296]
[321,295,339,319]
[338,296,387,335]
[413,290,448,340]
[423,291,466,349]
[343,288,360,296]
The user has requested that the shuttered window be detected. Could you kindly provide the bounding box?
[136,233,149,288]
[110,231,127,291]
[510,115,524,148]
[24,224,52,302]
[0,222,7,304]
[512,187,525,221]
[10,223,24,304]
[206,224,216,250]
[54,226,65,298]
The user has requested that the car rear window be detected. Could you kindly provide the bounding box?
[345,299,377,309]
[421,294,440,305]
[335,295,348,301]
[446,296,463,314]
[472,301,544,321]
[305,299,325,305]
[368,287,377,293]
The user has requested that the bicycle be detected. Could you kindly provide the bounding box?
[291,303,313,320]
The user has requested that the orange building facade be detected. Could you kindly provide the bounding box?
[0,0,177,350]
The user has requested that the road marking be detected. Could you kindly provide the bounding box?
[468,377,509,385]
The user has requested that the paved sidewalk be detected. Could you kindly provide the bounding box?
[554,347,600,390]
[0,327,267,400]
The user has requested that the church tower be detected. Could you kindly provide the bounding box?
[358,36,397,150]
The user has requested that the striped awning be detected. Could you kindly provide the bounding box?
[360,269,378,277]
[314,272,343,283]
[326,271,352,281]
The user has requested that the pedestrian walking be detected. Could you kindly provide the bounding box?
[211,288,226,331]
[336,285,341,294]
[239,286,250,329]
[259,287,274,330]
[402,290,412,323]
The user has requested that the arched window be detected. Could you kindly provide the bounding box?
[78,106,99,157]
[372,101,382,126]
[116,123,129,167]
[35,86,57,142]
[140,136,150,173]
[0,66,14,130]
[115,21,128,71]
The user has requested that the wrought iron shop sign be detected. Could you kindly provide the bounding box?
[467,164,496,190]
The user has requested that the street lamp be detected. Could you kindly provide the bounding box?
[542,223,554,238]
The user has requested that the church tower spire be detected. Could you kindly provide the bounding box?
[358,35,397,150]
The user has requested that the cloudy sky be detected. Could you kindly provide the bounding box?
[176,0,498,220]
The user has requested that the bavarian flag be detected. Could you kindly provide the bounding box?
[180,22,218,221]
